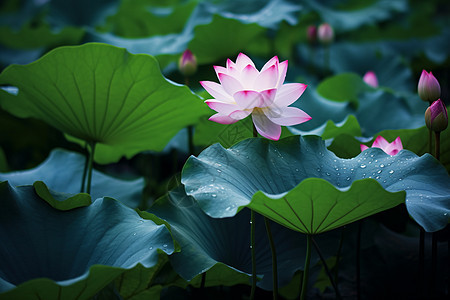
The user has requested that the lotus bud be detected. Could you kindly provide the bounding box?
[418,70,440,102]
[362,71,378,88]
[425,99,448,132]
[178,49,197,76]
[318,23,334,45]
[307,25,317,44]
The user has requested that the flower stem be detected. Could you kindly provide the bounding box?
[434,132,440,161]
[419,227,425,297]
[311,237,342,299]
[250,209,256,300]
[300,234,312,300]
[428,101,433,155]
[86,142,96,195]
[334,227,345,285]
[264,217,278,300]
[356,221,362,300]
[80,142,88,193]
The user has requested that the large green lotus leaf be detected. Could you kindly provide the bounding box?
[0,181,174,298]
[248,178,404,234]
[147,187,340,291]
[182,135,450,232]
[0,43,207,164]
[304,0,408,32]
[0,148,144,208]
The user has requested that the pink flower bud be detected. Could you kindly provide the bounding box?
[318,23,334,45]
[360,136,403,156]
[307,25,317,44]
[178,49,197,76]
[363,71,379,88]
[418,70,440,102]
[425,99,448,132]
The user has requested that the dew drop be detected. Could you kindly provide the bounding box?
[326,172,331,176]
[346,177,350,181]
[148,246,153,250]
[389,170,394,174]
[295,168,299,172]
[132,233,137,236]
[360,164,366,169]
[217,169,222,173]
[377,170,382,174]
[212,194,217,198]
[163,244,168,248]
[380,164,385,168]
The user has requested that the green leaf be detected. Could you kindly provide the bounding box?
[291,115,362,140]
[148,187,341,290]
[316,72,370,107]
[248,178,404,234]
[0,181,174,298]
[0,43,208,164]
[0,148,145,208]
[181,135,450,232]
[189,14,270,64]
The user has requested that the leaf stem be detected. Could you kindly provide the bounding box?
[300,234,312,300]
[419,227,425,297]
[86,142,96,195]
[311,237,342,299]
[264,217,278,300]
[334,227,345,285]
[250,209,256,300]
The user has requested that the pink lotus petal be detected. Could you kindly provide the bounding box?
[360,144,369,152]
[265,106,311,126]
[261,56,279,72]
[233,90,262,109]
[372,136,390,149]
[260,89,277,107]
[252,111,282,140]
[235,53,255,71]
[200,81,234,103]
[229,109,252,120]
[218,73,244,95]
[226,58,235,69]
[209,113,239,124]
[214,65,228,77]
[255,64,278,91]
[273,83,307,106]
[363,71,378,88]
[205,100,239,115]
[241,64,259,88]
[387,137,403,155]
[277,60,288,88]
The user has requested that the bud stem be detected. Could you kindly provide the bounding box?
[434,132,440,161]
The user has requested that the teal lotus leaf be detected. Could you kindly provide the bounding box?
[329,124,450,173]
[182,136,450,232]
[147,187,340,290]
[0,181,174,298]
[201,0,301,29]
[0,43,208,164]
[304,0,408,32]
[0,148,144,208]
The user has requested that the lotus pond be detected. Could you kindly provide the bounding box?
[0,0,449,299]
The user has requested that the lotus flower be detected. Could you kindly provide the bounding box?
[307,25,317,44]
[200,53,311,140]
[360,136,403,156]
[363,71,378,88]
[418,70,440,102]
[425,99,448,132]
